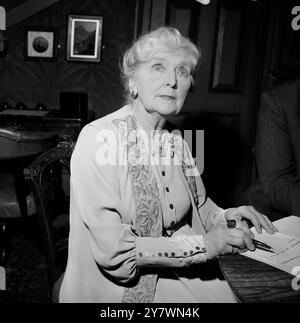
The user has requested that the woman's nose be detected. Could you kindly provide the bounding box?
[165,70,178,89]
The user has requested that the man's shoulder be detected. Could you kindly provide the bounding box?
[267,79,300,101]
[262,79,300,113]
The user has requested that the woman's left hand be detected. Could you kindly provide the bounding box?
[224,206,279,234]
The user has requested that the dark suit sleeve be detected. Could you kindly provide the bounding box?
[255,91,300,216]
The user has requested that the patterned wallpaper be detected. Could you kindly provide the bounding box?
[0,0,136,118]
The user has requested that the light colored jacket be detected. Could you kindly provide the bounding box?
[59,105,224,303]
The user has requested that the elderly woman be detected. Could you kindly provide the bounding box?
[59,27,278,303]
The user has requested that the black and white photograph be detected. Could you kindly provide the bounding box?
[0,0,300,310]
[24,28,56,60]
[66,14,103,62]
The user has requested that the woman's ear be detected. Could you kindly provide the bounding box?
[129,79,138,99]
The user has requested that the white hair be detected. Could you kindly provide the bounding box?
[121,26,202,103]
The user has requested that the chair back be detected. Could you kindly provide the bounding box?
[24,139,74,299]
[0,128,58,219]
[0,221,7,266]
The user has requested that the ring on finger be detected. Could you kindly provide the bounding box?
[227,219,236,229]
[232,246,239,254]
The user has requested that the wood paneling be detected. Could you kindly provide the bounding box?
[166,0,200,42]
[210,1,246,92]
[151,0,167,30]
[137,0,168,35]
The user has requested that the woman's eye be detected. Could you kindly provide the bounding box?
[177,67,189,77]
[152,63,164,72]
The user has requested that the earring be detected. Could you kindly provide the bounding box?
[131,89,138,99]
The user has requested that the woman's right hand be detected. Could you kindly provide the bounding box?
[203,221,256,260]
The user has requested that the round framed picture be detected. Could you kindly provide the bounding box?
[24,28,57,61]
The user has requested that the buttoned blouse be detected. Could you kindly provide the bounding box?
[151,147,191,232]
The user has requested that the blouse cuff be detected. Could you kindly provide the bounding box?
[136,235,207,268]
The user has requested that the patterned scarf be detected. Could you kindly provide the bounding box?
[113,114,199,303]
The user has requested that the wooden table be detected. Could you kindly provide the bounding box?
[219,254,300,302]
[0,109,95,141]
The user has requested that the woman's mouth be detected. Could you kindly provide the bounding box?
[158,95,176,100]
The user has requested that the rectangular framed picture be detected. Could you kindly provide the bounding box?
[24,28,57,60]
[66,15,103,63]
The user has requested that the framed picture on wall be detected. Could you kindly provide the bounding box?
[66,15,103,63]
[24,28,57,61]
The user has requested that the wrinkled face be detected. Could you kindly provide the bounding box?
[133,49,193,117]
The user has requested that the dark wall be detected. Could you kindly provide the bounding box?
[0,0,136,118]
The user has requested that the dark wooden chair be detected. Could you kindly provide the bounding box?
[0,221,7,266]
[0,127,58,269]
[0,127,58,220]
[0,221,6,291]
[24,138,74,302]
